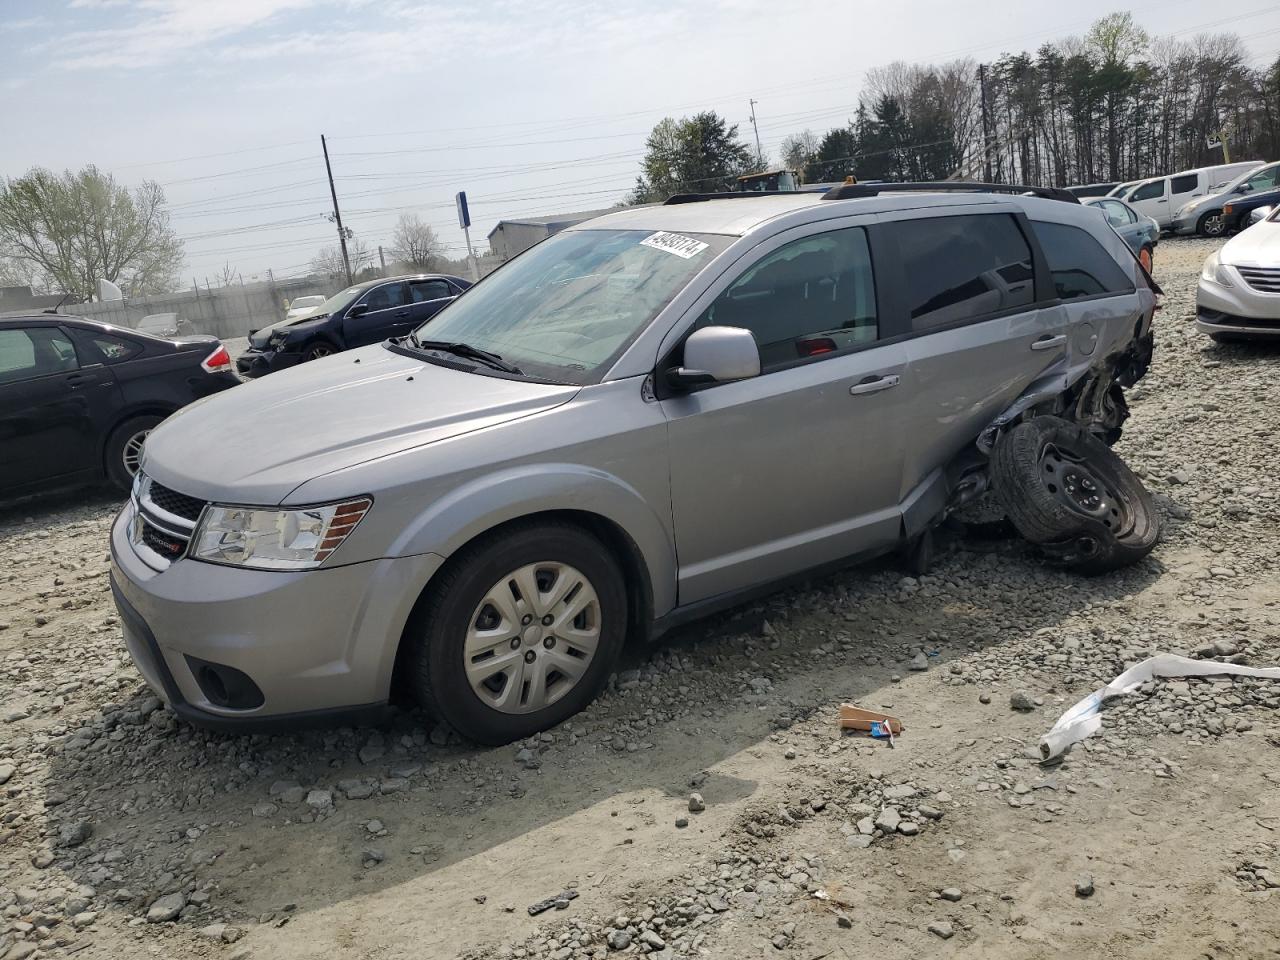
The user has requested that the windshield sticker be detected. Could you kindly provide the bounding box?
[640,231,710,259]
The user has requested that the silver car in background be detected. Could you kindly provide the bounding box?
[110,186,1157,744]
[1197,204,1280,340]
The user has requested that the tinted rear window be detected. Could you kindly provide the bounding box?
[1170,174,1198,194]
[1029,221,1134,301]
[886,214,1035,332]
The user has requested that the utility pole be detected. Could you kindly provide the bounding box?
[378,245,386,274]
[321,134,352,286]
[748,99,764,170]
[978,64,993,183]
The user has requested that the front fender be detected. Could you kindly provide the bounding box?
[387,463,677,616]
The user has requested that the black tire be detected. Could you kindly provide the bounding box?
[1197,211,1226,238]
[302,341,337,361]
[407,520,628,745]
[104,414,164,491]
[990,416,1159,574]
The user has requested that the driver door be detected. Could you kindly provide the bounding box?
[343,281,409,347]
[662,222,909,604]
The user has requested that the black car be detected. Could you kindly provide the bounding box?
[0,314,239,498]
[1222,184,1280,233]
[237,273,471,378]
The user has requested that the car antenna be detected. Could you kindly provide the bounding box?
[42,293,72,315]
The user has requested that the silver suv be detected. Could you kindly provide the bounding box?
[110,185,1157,743]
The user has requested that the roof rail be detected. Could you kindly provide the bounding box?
[821,181,1080,204]
[663,191,799,205]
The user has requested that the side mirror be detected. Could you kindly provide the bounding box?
[347,303,370,318]
[666,326,760,391]
[1250,205,1273,224]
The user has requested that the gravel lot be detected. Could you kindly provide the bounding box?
[3,237,1280,960]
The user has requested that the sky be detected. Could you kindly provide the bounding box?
[3,0,1280,285]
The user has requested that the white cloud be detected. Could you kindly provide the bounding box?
[54,0,323,69]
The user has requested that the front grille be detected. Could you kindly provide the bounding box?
[147,480,206,522]
[1237,266,1280,294]
[141,521,189,560]
[131,474,204,569]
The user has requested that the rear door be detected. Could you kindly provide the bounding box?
[343,281,410,347]
[662,221,910,603]
[876,211,1067,503]
[0,325,117,492]
[406,278,458,330]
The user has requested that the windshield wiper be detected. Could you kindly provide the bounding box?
[413,338,523,375]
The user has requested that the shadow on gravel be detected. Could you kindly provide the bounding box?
[37,526,1162,930]
[0,485,123,528]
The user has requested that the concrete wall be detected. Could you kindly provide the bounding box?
[70,278,343,340]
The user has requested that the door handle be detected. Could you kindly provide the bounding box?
[1031,334,1067,351]
[849,374,900,396]
[65,372,94,387]
[395,310,409,317]
[1156,198,1167,203]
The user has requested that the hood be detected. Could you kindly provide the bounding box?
[249,313,330,347]
[1222,220,1280,266]
[142,344,580,504]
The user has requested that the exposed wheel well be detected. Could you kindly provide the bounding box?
[389,509,656,702]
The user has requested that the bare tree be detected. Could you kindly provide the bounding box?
[780,130,820,175]
[389,213,442,270]
[311,240,373,281]
[216,262,240,287]
[0,166,183,301]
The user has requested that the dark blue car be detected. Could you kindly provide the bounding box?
[237,273,471,378]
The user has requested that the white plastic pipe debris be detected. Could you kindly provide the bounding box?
[1039,653,1280,762]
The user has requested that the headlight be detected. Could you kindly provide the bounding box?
[1200,252,1233,287]
[1179,198,1204,216]
[191,497,372,570]
[268,332,289,350]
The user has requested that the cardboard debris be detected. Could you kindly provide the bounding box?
[837,704,903,736]
[1039,653,1280,762]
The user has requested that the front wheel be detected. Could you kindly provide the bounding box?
[1198,212,1226,237]
[302,341,337,361]
[408,521,628,744]
[104,414,165,491]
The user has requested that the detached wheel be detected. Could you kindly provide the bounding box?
[1198,212,1226,237]
[990,416,1159,574]
[302,341,336,361]
[408,521,627,744]
[104,414,164,491]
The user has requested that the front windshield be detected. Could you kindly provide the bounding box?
[411,228,731,384]
[312,285,363,317]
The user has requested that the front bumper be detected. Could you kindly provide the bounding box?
[235,346,304,379]
[1196,275,1280,337]
[110,505,444,729]
[1171,209,1204,235]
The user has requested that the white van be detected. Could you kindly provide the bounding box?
[1121,162,1263,229]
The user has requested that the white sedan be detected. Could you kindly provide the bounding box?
[1196,206,1280,341]
[283,294,326,322]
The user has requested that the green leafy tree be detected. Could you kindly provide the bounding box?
[0,166,182,301]
[631,112,752,203]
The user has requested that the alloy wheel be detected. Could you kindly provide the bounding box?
[462,561,601,714]
[122,429,151,477]
[1202,214,1225,237]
